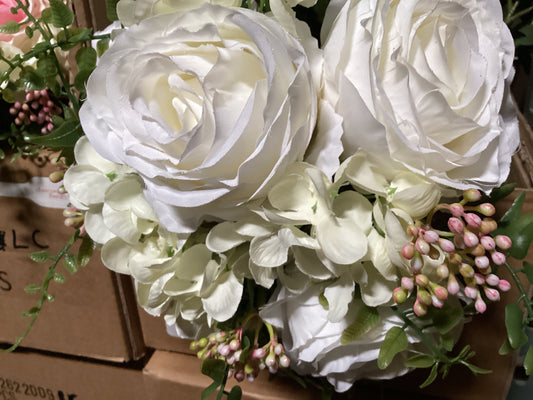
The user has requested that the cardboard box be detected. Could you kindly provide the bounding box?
[138,307,196,355]
[0,154,144,361]
[0,348,147,400]
[143,350,320,400]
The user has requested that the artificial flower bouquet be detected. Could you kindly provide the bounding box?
[2,0,533,398]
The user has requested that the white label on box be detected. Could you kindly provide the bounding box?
[0,177,69,209]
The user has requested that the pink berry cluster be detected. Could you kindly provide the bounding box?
[393,189,512,316]
[9,89,62,134]
[191,327,290,383]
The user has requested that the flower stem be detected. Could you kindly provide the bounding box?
[503,261,533,322]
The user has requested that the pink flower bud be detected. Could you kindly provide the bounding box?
[477,203,496,217]
[434,286,448,301]
[415,274,429,287]
[49,171,64,183]
[449,203,464,217]
[393,287,408,304]
[475,255,490,270]
[448,217,464,233]
[464,286,478,299]
[459,263,475,278]
[485,274,500,287]
[235,370,245,382]
[439,238,455,253]
[407,225,419,237]
[218,344,230,357]
[413,300,427,316]
[464,189,482,202]
[274,344,283,355]
[480,218,497,234]
[484,287,500,302]
[431,295,444,308]
[279,355,290,368]
[480,236,496,251]
[463,231,479,248]
[215,332,226,342]
[498,279,511,292]
[474,273,485,285]
[229,339,240,351]
[411,257,423,273]
[491,251,506,265]
[265,353,277,368]
[475,296,487,313]
[252,348,266,359]
[415,237,430,255]
[470,244,486,256]
[437,264,449,279]
[464,213,482,229]
[423,230,440,243]
[417,289,432,305]
[447,275,460,295]
[401,242,416,259]
[494,235,512,250]
[401,277,414,291]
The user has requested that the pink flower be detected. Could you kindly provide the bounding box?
[0,0,48,52]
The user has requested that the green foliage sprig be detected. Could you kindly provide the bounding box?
[0,0,108,161]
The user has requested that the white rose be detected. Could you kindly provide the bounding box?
[116,0,241,26]
[260,284,421,392]
[80,4,318,233]
[322,0,519,193]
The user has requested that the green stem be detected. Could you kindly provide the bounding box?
[506,4,533,25]
[503,261,533,321]
[391,306,441,356]
[0,229,80,354]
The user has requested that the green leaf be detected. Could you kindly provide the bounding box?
[106,0,120,21]
[25,25,33,38]
[49,0,74,28]
[499,192,525,227]
[41,8,53,24]
[24,284,41,294]
[63,253,78,274]
[516,25,533,46]
[440,332,455,352]
[30,250,51,263]
[68,27,92,43]
[53,272,65,283]
[378,327,408,370]
[318,293,329,309]
[405,354,435,368]
[462,362,491,375]
[499,337,514,355]
[24,119,83,148]
[96,38,110,57]
[75,47,97,70]
[18,70,46,91]
[77,235,94,267]
[505,303,528,349]
[430,304,464,335]
[37,57,57,77]
[524,345,533,375]
[509,221,533,260]
[227,385,242,400]
[419,362,439,388]
[489,184,516,203]
[21,306,41,318]
[200,359,226,399]
[0,20,20,34]
[341,305,380,345]
[524,262,533,284]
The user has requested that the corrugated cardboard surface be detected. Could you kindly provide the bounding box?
[143,350,320,400]
[138,306,196,355]
[0,154,144,361]
[0,348,147,400]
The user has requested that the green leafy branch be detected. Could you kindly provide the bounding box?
[376,305,489,388]
[0,230,94,353]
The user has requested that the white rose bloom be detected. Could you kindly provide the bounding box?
[260,284,422,392]
[80,4,318,233]
[323,0,519,193]
[116,0,241,26]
